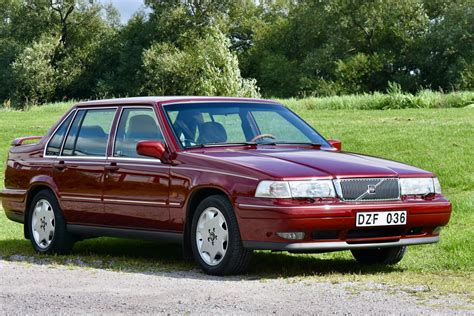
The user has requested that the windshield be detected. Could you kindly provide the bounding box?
[164,102,330,148]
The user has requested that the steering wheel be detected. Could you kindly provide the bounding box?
[250,133,277,143]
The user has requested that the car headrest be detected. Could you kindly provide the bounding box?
[127,115,160,139]
[128,115,158,133]
[79,125,107,139]
[196,122,227,144]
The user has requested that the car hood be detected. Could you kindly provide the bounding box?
[184,148,433,179]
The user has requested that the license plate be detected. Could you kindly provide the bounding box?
[356,211,407,227]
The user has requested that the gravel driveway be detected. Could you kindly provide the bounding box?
[0,259,472,315]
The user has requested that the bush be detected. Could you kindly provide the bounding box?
[141,27,259,97]
[277,90,474,111]
[11,36,58,107]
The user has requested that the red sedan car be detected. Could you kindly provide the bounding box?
[1,97,451,275]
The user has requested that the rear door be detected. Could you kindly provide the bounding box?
[102,106,171,230]
[51,107,117,225]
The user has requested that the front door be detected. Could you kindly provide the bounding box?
[102,107,171,230]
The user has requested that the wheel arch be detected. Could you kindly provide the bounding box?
[24,180,61,239]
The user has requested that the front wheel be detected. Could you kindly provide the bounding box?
[351,246,407,265]
[191,195,252,275]
[28,190,75,254]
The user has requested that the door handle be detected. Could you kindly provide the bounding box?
[105,162,120,172]
[53,160,66,171]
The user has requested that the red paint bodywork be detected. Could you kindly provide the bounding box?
[1,97,452,249]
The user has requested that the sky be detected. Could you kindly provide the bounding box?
[99,0,145,23]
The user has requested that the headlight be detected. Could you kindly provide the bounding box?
[255,180,336,198]
[400,177,441,195]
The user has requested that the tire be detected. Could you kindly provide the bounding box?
[28,189,75,254]
[351,246,407,265]
[191,195,252,275]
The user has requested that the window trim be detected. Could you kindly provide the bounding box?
[44,107,118,159]
[110,105,167,162]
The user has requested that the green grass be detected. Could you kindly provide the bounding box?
[277,90,474,110]
[0,102,473,296]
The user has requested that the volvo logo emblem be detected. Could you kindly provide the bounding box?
[367,185,376,194]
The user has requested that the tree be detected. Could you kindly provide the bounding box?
[11,36,58,105]
[244,0,433,96]
[141,27,259,97]
[416,0,474,90]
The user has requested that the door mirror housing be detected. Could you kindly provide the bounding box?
[136,141,169,162]
[328,139,342,151]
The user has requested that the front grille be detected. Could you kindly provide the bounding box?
[337,178,400,201]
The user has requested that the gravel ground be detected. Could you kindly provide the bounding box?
[0,259,472,315]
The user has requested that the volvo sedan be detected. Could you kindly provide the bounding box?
[1,97,451,275]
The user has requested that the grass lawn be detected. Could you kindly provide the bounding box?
[0,104,473,297]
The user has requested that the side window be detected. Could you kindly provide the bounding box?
[114,108,163,158]
[251,111,310,142]
[45,112,74,156]
[63,109,116,156]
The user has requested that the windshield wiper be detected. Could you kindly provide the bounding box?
[187,142,257,148]
[252,141,322,148]
[272,142,322,147]
[187,142,322,148]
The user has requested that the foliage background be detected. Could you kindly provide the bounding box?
[0,0,472,108]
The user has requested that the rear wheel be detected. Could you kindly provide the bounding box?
[191,195,252,275]
[351,246,407,265]
[28,190,75,254]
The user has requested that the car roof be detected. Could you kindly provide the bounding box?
[75,96,279,107]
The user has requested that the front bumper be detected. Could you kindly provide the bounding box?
[243,236,439,252]
[235,197,451,251]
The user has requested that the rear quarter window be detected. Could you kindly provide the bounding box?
[45,112,74,156]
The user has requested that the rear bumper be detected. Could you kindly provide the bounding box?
[1,189,27,223]
[236,197,451,250]
[243,236,439,251]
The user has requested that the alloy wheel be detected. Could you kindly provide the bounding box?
[195,207,229,266]
[31,199,56,249]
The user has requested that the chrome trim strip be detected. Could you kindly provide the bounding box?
[61,196,168,206]
[59,156,107,160]
[61,196,101,202]
[1,189,27,195]
[172,166,259,181]
[238,203,322,209]
[237,201,450,209]
[109,157,163,164]
[243,236,439,251]
[169,202,181,206]
[58,159,107,164]
[103,198,167,206]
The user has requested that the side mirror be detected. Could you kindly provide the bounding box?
[328,139,342,151]
[136,141,168,162]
